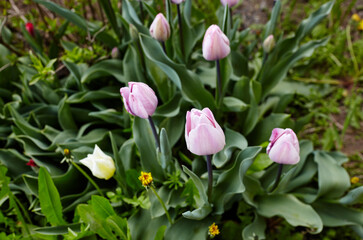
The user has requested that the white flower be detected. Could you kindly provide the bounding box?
[80,145,116,180]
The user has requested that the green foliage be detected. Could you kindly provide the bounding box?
[0,0,362,239]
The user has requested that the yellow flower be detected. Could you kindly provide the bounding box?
[64,148,70,157]
[351,176,359,184]
[139,171,153,187]
[208,223,220,238]
[359,20,363,31]
[352,14,360,22]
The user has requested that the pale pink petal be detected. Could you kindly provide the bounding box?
[268,141,300,164]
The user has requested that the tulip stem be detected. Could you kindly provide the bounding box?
[161,41,167,55]
[148,116,160,150]
[215,59,222,106]
[176,4,185,56]
[71,161,105,197]
[139,1,144,23]
[206,155,213,201]
[150,186,173,224]
[271,164,283,192]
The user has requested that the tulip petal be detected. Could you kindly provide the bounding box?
[187,124,225,156]
[268,141,300,165]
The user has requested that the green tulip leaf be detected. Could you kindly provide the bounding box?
[33,223,82,235]
[81,59,124,84]
[242,213,266,240]
[38,167,66,226]
[338,187,363,205]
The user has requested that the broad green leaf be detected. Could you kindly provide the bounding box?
[338,187,363,205]
[313,202,363,227]
[154,225,167,240]
[256,194,323,233]
[58,96,77,130]
[154,93,183,118]
[164,217,210,240]
[67,88,119,104]
[263,0,281,39]
[222,96,248,112]
[182,165,208,206]
[159,128,172,170]
[182,204,212,220]
[81,59,124,83]
[242,213,266,240]
[106,215,131,240]
[314,151,350,199]
[0,149,30,178]
[133,118,164,180]
[38,167,65,226]
[213,127,248,168]
[91,195,115,218]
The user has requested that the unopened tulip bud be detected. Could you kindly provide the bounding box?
[267,128,300,165]
[129,24,139,40]
[171,0,185,4]
[79,145,116,180]
[185,108,225,156]
[149,13,170,42]
[111,47,119,59]
[220,0,239,7]
[120,82,158,119]
[263,35,275,53]
[202,25,230,61]
[25,22,35,37]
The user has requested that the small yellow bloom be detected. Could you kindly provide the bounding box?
[352,14,360,22]
[351,176,359,184]
[358,20,363,31]
[139,171,153,187]
[64,148,70,157]
[208,223,220,238]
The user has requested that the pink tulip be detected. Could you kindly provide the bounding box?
[220,0,239,7]
[267,128,300,165]
[120,82,158,119]
[171,0,185,4]
[185,108,225,156]
[202,25,230,61]
[149,13,170,42]
[25,22,35,37]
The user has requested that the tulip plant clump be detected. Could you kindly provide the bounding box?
[0,0,363,239]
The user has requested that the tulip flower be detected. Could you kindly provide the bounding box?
[185,108,225,200]
[202,24,230,106]
[120,82,160,149]
[79,145,116,180]
[26,159,37,167]
[25,22,35,37]
[263,35,275,54]
[267,128,300,192]
[149,13,170,53]
[111,47,119,59]
[202,25,230,61]
[185,108,225,156]
[120,82,158,119]
[267,128,300,165]
[220,0,238,7]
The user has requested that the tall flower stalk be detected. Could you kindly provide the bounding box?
[185,108,226,201]
[202,25,230,107]
[171,0,186,56]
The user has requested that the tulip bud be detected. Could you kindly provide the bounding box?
[111,47,119,59]
[185,108,225,156]
[220,0,239,7]
[129,24,139,41]
[267,128,300,165]
[25,22,35,37]
[263,35,275,53]
[120,82,158,119]
[202,25,230,61]
[149,13,170,42]
[79,145,116,180]
[171,0,185,4]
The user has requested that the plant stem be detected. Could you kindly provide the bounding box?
[148,116,160,149]
[71,161,104,197]
[346,25,359,77]
[206,155,213,201]
[229,8,233,29]
[215,59,222,106]
[150,186,173,224]
[139,1,144,24]
[270,164,283,192]
[161,41,167,55]
[176,4,184,56]
[136,39,147,80]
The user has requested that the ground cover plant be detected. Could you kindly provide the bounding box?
[0,0,363,239]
